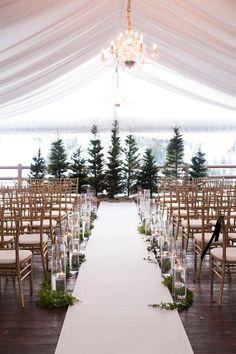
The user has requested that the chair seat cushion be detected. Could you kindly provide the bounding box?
[2,236,14,243]
[172,209,193,217]
[209,219,234,227]
[5,220,29,229]
[50,210,67,218]
[181,219,202,228]
[194,232,223,243]
[210,247,236,262]
[19,233,48,245]
[228,232,236,240]
[32,219,57,228]
[0,249,32,264]
[53,203,73,210]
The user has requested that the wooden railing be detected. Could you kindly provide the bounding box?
[157,165,236,179]
[1,164,236,188]
[0,165,30,187]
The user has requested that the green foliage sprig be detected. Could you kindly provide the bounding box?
[91,211,97,222]
[137,224,151,235]
[148,275,193,312]
[37,276,79,309]
[137,224,145,234]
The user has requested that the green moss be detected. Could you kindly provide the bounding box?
[37,275,79,309]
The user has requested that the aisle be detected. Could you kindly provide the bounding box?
[55,202,193,354]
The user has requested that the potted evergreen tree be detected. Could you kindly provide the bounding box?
[106,120,124,198]
[123,134,140,196]
[69,147,88,193]
[87,125,105,195]
[189,148,208,178]
[163,126,184,178]
[29,148,46,179]
[47,138,68,178]
[138,148,159,198]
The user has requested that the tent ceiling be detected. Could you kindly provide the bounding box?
[0,0,236,132]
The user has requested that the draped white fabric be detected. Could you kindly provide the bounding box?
[0,0,236,129]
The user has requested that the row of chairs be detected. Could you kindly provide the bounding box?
[0,180,78,307]
[156,177,236,305]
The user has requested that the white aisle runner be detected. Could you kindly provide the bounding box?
[55,202,193,354]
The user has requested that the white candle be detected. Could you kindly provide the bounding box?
[56,272,65,292]
[70,249,79,271]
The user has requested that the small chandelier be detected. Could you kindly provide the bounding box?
[101,0,158,69]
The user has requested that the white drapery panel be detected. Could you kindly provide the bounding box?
[0,0,236,123]
[0,0,121,110]
[134,0,236,97]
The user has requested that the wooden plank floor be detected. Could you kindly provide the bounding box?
[180,247,236,354]
[1,220,236,353]
[0,257,76,354]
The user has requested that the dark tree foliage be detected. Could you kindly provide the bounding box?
[106,120,124,198]
[69,147,88,193]
[138,148,159,197]
[47,138,68,178]
[87,125,105,195]
[124,134,140,196]
[163,126,184,178]
[189,148,208,178]
[29,148,47,179]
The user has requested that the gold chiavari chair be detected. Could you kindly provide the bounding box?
[18,205,49,276]
[210,216,236,305]
[0,207,33,308]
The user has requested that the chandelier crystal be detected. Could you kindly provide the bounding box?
[101,0,158,69]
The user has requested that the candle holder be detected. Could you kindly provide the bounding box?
[173,249,187,302]
[69,239,80,274]
[160,235,174,278]
[51,243,66,293]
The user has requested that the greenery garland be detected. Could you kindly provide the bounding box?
[137,224,151,235]
[148,275,193,312]
[37,275,79,309]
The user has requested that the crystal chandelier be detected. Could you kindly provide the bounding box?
[101,0,158,69]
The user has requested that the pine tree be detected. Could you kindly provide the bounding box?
[189,148,208,178]
[163,126,184,178]
[138,148,158,198]
[29,148,46,179]
[87,125,105,195]
[106,119,124,198]
[124,134,140,196]
[47,138,68,178]
[69,147,88,193]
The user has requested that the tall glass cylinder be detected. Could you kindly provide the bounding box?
[69,239,80,274]
[173,249,187,302]
[160,235,174,277]
[51,243,66,293]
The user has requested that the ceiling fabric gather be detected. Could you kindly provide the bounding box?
[0,0,235,126]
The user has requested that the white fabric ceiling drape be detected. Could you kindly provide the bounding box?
[0,0,235,127]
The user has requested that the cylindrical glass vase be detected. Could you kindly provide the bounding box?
[160,236,174,277]
[173,249,187,302]
[51,243,66,293]
[69,239,80,274]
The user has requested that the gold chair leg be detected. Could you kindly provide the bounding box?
[197,259,203,281]
[218,263,226,306]
[17,274,25,308]
[210,257,214,302]
[29,259,33,295]
[185,232,189,252]
[193,241,197,281]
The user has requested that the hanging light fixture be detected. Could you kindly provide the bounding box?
[114,65,125,107]
[101,0,158,69]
